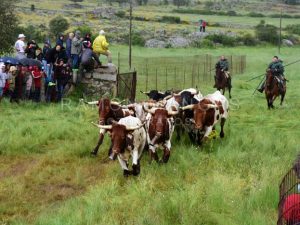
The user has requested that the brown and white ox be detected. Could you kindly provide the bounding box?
[93,116,146,176]
[143,106,178,163]
[87,98,132,156]
[181,91,229,144]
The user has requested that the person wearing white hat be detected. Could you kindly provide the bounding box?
[15,34,26,60]
[92,30,112,63]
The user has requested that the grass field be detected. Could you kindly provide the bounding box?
[1,45,300,224]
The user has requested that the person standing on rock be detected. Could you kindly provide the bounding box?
[93,30,112,64]
[199,19,203,32]
[66,32,74,65]
[14,34,26,60]
[71,31,82,70]
[202,20,207,32]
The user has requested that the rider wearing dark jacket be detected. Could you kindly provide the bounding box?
[214,56,231,88]
[257,56,285,93]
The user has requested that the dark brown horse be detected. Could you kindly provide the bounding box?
[265,70,286,109]
[215,68,232,99]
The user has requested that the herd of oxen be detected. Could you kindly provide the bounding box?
[87,88,229,177]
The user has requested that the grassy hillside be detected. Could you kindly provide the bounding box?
[14,0,300,40]
[1,46,300,224]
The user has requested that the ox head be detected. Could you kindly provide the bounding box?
[94,122,143,160]
[141,90,172,101]
[143,105,178,136]
[173,90,200,107]
[89,98,120,125]
[181,99,218,130]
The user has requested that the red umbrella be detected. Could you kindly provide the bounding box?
[283,194,300,223]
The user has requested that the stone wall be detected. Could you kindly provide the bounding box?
[80,64,117,99]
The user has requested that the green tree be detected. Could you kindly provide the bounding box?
[255,20,278,44]
[0,0,19,54]
[49,16,69,38]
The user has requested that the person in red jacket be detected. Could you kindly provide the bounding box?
[202,20,207,32]
[31,66,43,102]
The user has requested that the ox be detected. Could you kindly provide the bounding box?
[181,91,229,144]
[143,106,178,163]
[93,116,146,176]
[141,90,172,101]
[88,98,131,156]
[164,88,203,141]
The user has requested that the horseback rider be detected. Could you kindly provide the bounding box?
[214,55,231,88]
[257,56,285,93]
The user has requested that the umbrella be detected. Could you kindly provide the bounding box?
[19,58,42,68]
[0,56,20,65]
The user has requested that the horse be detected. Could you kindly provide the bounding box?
[265,70,286,109]
[215,68,232,99]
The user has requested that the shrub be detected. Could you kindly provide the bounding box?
[123,32,145,46]
[247,12,265,17]
[115,10,126,18]
[76,25,92,37]
[255,20,278,44]
[285,24,300,35]
[161,16,181,24]
[237,33,257,46]
[227,10,237,16]
[205,34,236,46]
[49,16,69,38]
[270,14,293,18]
[200,39,214,48]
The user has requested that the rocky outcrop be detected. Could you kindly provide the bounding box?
[167,36,190,48]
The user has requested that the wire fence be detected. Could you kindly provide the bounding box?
[117,53,246,94]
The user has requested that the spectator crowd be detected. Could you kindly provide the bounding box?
[0,29,111,104]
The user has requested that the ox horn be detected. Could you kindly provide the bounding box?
[140,90,150,95]
[205,104,218,109]
[110,101,120,106]
[180,105,194,111]
[168,110,179,116]
[143,104,156,114]
[91,122,112,130]
[125,122,145,131]
[85,101,98,105]
[163,95,173,101]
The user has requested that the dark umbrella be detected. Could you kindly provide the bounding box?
[0,56,20,65]
[20,58,42,68]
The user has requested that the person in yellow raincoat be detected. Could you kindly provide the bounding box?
[92,30,112,63]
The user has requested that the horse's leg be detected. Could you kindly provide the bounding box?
[280,92,286,106]
[222,88,225,96]
[267,96,271,110]
[228,87,232,99]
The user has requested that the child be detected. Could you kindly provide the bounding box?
[36,48,44,62]
[54,59,65,102]
[31,66,42,102]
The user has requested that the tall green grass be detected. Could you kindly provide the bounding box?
[1,46,300,224]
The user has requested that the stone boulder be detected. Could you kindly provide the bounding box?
[145,39,167,48]
[282,39,294,47]
[167,37,190,48]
